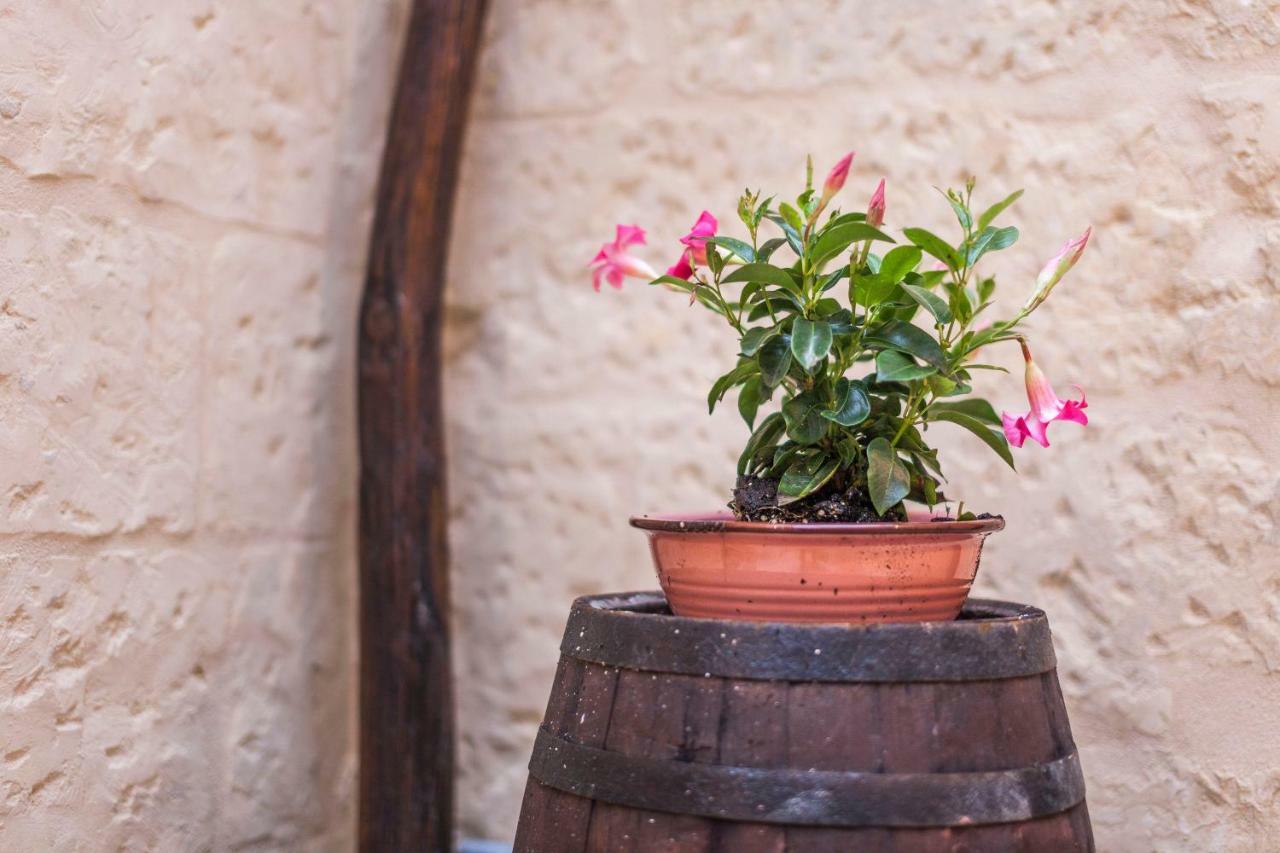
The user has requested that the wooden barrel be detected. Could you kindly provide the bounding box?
[514,592,1093,852]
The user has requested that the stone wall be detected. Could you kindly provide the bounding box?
[450,1,1280,850]
[0,1,406,849]
[2,1,1277,851]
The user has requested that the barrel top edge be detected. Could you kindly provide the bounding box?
[571,591,1046,629]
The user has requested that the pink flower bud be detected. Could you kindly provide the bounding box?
[866,179,886,228]
[822,152,854,203]
[1024,227,1091,312]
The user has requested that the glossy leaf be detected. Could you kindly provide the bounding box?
[866,437,910,515]
[902,227,960,271]
[977,189,1023,231]
[967,225,1019,266]
[901,284,953,324]
[707,361,758,414]
[722,262,796,291]
[757,237,787,261]
[649,274,696,292]
[865,320,947,369]
[809,222,896,269]
[757,335,793,387]
[822,378,871,426]
[706,235,755,262]
[738,377,763,428]
[878,245,922,283]
[782,392,828,444]
[929,410,1015,470]
[790,318,833,372]
[739,325,779,356]
[737,412,785,476]
[875,349,937,382]
[929,398,1001,426]
[778,453,840,503]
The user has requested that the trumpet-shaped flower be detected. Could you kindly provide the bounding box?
[1001,342,1088,448]
[1023,227,1091,313]
[666,211,718,280]
[867,179,886,228]
[590,224,657,291]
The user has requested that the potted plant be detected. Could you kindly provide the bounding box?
[590,153,1090,623]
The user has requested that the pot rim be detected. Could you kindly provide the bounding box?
[629,511,1005,536]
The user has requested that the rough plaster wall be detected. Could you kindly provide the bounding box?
[450,0,1280,848]
[0,1,405,849]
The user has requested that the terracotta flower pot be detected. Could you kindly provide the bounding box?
[630,513,1004,624]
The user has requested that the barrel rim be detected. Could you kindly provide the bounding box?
[630,512,1005,536]
[527,728,1087,828]
[561,592,1056,682]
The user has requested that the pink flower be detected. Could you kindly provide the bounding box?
[665,253,694,280]
[866,178,886,228]
[820,152,854,208]
[679,211,718,265]
[665,211,718,280]
[1001,341,1088,448]
[1024,227,1091,313]
[589,224,658,291]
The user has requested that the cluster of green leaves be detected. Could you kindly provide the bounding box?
[651,172,1031,518]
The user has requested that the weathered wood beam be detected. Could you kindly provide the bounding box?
[358,1,488,850]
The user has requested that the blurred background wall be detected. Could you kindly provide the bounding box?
[449,1,1280,850]
[1,1,1277,852]
[0,1,406,849]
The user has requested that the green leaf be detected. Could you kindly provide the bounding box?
[778,453,839,503]
[977,189,1024,231]
[738,377,764,428]
[708,361,758,414]
[790,318,832,373]
[930,410,1015,470]
[779,203,804,233]
[649,274,696,292]
[705,241,725,276]
[782,391,829,445]
[747,296,801,322]
[976,276,996,303]
[875,350,937,382]
[820,211,867,231]
[757,335,793,387]
[929,398,1001,426]
[851,273,900,309]
[878,245,922,283]
[966,225,1019,266]
[903,227,961,271]
[809,222,896,269]
[865,320,947,370]
[739,325,779,356]
[946,196,972,231]
[866,437,910,515]
[901,284,953,324]
[722,263,799,292]
[757,237,787,261]
[705,235,755,262]
[825,308,856,335]
[819,267,847,292]
[945,283,973,326]
[822,378,871,426]
[737,412,785,476]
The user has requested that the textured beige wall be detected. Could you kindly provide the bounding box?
[0,1,406,849]
[451,0,1280,849]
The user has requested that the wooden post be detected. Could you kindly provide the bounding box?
[357,1,487,850]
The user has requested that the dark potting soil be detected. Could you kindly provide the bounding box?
[730,475,900,524]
